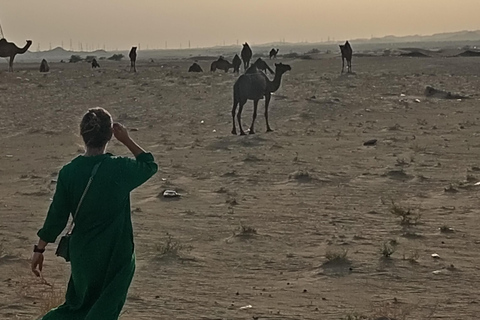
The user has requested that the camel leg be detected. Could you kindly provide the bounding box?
[237,100,247,135]
[231,100,238,135]
[341,58,344,74]
[134,61,137,73]
[9,56,14,72]
[265,94,273,132]
[249,99,259,134]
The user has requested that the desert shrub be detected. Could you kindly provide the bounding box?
[157,233,192,257]
[306,48,320,54]
[283,52,300,59]
[390,202,421,226]
[380,241,397,258]
[69,55,82,63]
[107,54,124,61]
[85,56,97,63]
[325,249,349,263]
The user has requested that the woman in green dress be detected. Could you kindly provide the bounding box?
[31,108,158,320]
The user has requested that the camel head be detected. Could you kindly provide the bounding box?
[243,42,249,47]
[274,63,291,75]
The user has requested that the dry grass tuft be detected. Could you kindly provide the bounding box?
[380,240,398,258]
[157,233,192,257]
[389,202,421,226]
[38,284,65,315]
[324,249,349,264]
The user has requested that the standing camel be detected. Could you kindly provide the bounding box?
[269,48,279,59]
[0,39,33,72]
[241,42,252,70]
[231,63,291,135]
[232,54,242,73]
[129,47,137,72]
[339,41,353,73]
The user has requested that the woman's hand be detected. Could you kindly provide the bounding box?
[113,122,131,145]
[113,122,146,157]
[31,252,44,277]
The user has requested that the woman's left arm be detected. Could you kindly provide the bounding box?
[32,168,71,276]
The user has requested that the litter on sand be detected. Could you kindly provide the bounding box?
[163,190,180,198]
[239,305,252,310]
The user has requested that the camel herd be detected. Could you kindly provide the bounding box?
[1,38,354,136]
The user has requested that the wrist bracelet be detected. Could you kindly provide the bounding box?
[33,245,45,253]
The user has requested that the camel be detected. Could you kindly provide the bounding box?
[232,54,242,73]
[269,48,279,59]
[39,59,49,72]
[0,39,33,72]
[231,63,291,135]
[339,41,353,73]
[241,42,252,70]
[188,62,203,72]
[210,57,233,72]
[250,58,274,75]
[129,47,137,72]
[91,58,100,68]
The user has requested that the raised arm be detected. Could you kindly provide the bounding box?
[113,122,158,191]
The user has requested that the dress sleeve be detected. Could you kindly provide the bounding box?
[37,168,72,243]
[119,152,158,191]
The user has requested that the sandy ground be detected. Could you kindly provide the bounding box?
[1,54,480,320]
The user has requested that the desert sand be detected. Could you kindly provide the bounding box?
[1,52,479,319]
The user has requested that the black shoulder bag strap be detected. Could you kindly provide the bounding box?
[65,160,103,235]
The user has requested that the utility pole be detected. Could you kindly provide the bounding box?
[188,40,190,49]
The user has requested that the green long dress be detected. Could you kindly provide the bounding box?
[37,152,158,320]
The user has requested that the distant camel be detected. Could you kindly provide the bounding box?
[129,47,137,72]
[0,39,33,72]
[241,42,253,70]
[188,62,203,72]
[39,59,50,72]
[269,48,279,59]
[210,57,233,72]
[232,54,242,73]
[231,63,291,135]
[91,58,100,68]
[339,41,353,73]
[251,58,274,75]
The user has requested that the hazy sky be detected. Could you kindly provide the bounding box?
[1,0,479,51]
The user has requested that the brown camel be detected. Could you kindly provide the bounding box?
[232,54,242,73]
[339,41,353,73]
[129,47,137,72]
[241,42,252,70]
[231,63,291,135]
[39,59,49,72]
[250,58,274,75]
[269,48,279,59]
[210,57,233,72]
[188,62,203,72]
[91,58,100,68]
[0,39,33,72]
